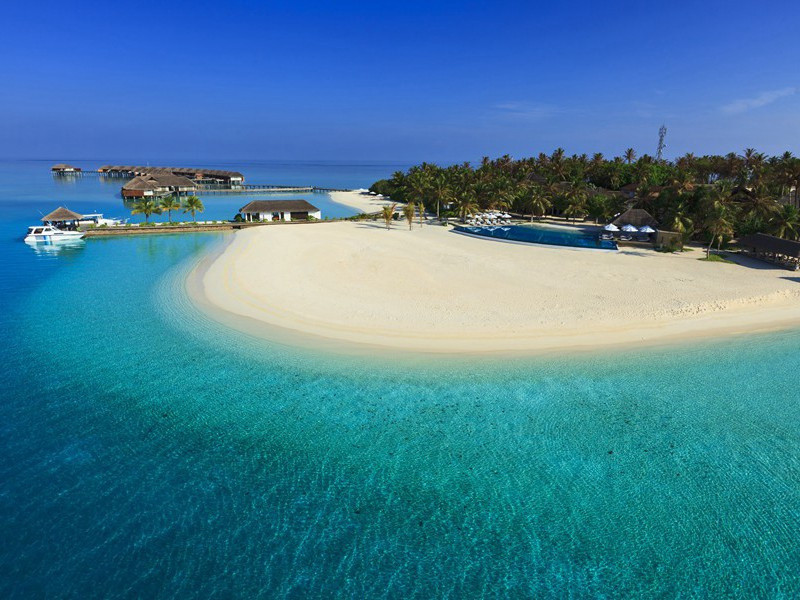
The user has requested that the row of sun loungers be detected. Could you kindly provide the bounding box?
[600,232,651,242]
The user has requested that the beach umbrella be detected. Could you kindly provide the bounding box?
[621,224,638,232]
[502,213,512,219]
[639,225,656,233]
[603,223,620,232]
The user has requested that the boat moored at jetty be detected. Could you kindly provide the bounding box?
[77,213,127,227]
[24,225,85,243]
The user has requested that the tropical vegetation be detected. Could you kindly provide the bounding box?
[370,149,800,247]
[183,195,205,222]
[159,195,182,223]
[381,203,397,230]
[131,198,161,224]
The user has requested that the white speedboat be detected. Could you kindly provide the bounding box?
[77,213,127,227]
[24,225,85,243]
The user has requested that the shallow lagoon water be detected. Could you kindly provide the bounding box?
[1,162,799,597]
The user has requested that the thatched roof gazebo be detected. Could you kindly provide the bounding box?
[612,208,659,229]
[42,207,83,223]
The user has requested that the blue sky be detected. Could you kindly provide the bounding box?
[2,0,799,162]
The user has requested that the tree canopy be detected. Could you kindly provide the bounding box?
[370,150,800,243]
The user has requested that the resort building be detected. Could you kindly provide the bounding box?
[51,164,81,174]
[739,233,800,269]
[122,173,196,199]
[239,200,321,222]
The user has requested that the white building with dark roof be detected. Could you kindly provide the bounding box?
[239,200,321,222]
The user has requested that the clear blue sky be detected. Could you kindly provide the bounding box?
[2,0,799,162]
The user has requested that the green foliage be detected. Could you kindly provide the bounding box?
[369,179,394,196]
[182,195,205,221]
[131,198,162,223]
[371,149,799,244]
[159,195,182,223]
[699,253,735,263]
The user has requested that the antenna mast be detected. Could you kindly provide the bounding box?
[656,125,667,162]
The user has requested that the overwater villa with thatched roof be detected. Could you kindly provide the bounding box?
[122,173,196,199]
[100,165,244,185]
[51,164,81,174]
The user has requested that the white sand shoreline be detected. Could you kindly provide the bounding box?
[328,190,392,214]
[188,221,800,354]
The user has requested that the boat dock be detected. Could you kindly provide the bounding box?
[82,219,335,238]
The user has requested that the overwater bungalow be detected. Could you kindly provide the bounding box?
[239,200,321,222]
[51,163,81,174]
[122,174,196,199]
[100,165,244,185]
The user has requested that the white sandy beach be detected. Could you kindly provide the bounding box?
[329,190,393,214]
[191,221,800,353]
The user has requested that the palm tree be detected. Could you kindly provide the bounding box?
[520,184,551,221]
[703,205,734,258]
[405,169,430,214]
[429,175,453,220]
[402,202,415,230]
[131,198,161,224]
[624,148,637,164]
[743,189,779,221]
[586,194,613,224]
[668,202,694,238]
[183,195,205,222]
[772,205,800,240]
[454,191,479,222]
[160,195,181,223]
[562,185,588,223]
[381,203,396,230]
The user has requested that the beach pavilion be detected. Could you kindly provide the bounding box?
[739,233,800,269]
[42,207,83,229]
[239,200,321,222]
[611,208,659,229]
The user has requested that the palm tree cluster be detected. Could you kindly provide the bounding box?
[131,195,205,224]
[370,149,800,245]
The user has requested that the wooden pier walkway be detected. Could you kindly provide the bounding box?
[195,185,352,195]
[197,185,314,195]
[52,169,354,194]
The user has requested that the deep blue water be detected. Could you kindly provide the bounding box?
[454,223,618,250]
[1,160,800,598]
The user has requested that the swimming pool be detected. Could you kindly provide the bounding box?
[453,223,618,250]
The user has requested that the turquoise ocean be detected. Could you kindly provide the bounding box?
[1,160,799,598]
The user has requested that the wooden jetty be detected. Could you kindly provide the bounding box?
[82,219,333,238]
[194,185,352,195]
